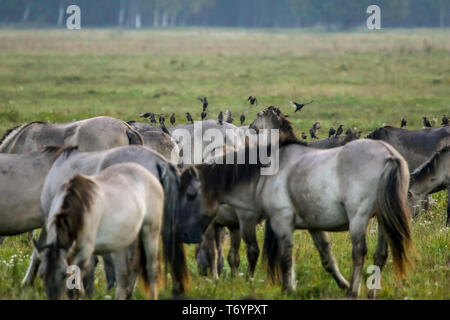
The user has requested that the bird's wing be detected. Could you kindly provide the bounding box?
[289,101,297,108]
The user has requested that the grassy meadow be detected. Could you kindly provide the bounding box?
[0,29,448,300]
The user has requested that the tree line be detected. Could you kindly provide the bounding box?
[0,0,448,29]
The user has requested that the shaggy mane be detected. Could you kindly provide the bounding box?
[411,145,450,183]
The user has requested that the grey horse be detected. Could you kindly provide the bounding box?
[0,116,143,153]
[23,145,208,296]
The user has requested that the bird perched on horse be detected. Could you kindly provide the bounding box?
[401,118,407,128]
[225,109,233,124]
[218,112,224,125]
[170,113,176,126]
[186,112,194,124]
[240,112,245,125]
[423,116,432,128]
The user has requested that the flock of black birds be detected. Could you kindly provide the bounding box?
[400,115,448,128]
[139,97,449,141]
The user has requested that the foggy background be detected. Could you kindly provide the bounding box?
[0,0,448,29]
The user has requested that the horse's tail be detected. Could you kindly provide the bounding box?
[54,174,97,249]
[262,219,282,283]
[376,157,413,278]
[157,162,189,295]
[123,121,144,146]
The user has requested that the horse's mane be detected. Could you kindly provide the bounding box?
[56,145,80,160]
[196,134,303,209]
[0,121,47,152]
[411,145,450,183]
[53,174,97,249]
[263,106,306,145]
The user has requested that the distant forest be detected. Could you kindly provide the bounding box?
[0,0,448,29]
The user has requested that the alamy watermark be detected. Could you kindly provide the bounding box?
[366,5,381,30]
[366,265,382,290]
[66,265,81,290]
[171,124,280,175]
[66,5,81,30]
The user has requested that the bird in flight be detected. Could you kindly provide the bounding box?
[198,97,208,111]
[423,116,432,128]
[186,112,193,124]
[240,112,245,125]
[139,112,153,118]
[247,96,258,106]
[170,113,176,125]
[201,110,207,120]
[335,124,343,137]
[290,100,314,112]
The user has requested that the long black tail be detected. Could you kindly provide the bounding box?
[157,162,190,295]
[262,219,282,283]
[376,157,413,277]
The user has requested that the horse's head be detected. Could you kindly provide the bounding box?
[178,166,215,243]
[249,106,298,143]
[35,241,69,300]
[250,106,287,131]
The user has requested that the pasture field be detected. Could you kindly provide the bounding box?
[0,29,449,300]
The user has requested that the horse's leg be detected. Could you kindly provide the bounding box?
[347,212,370,298]
[111,251,130,300]
[368,228,388,299]
[140,225,160,300]
[308,230,349,290]
[22,228,47,286]
[227,227,241,277]
[213,224,225,277]
[82,256,98,298]
[238,216,259,278]
[102,254,116,290]
[446,188,449,226]
[270,213,295,293]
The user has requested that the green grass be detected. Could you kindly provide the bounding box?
[0,29,449,300]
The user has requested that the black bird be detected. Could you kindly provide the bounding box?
[139,112,153,118]
[158,114,165,125]
[301,132,307,140]
[218,111,223,125]
[328,127,336,137]
[345,128,353,136]
[423,116,432,128]
[197,97,208,111]
[201,110,207,120]
[309,127,318,140]
[240,112,245,125]
[401,117,407,128]
[247,96,258,106]
[442,115,449,126]
[186,112,193,124]
[170,113,176,125]
[161,124,170,135]
[149,113,157,124]
[335,125,343,137]
[290,100,314,112]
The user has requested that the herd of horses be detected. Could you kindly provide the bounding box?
[0,106,448,299]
